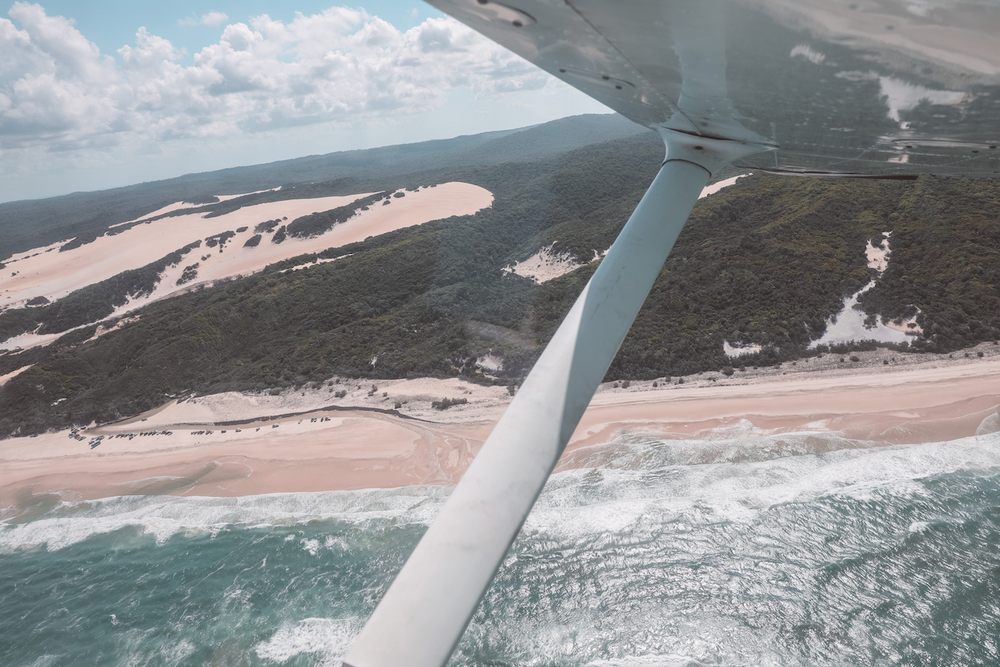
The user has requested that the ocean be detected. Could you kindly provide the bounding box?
[2,425,999,666]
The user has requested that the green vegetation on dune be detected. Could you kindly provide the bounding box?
[1,128,999,438]
[607,176,907,378]
[0,241,203,342]
[286,191,392,238]
[858,176,1000,351]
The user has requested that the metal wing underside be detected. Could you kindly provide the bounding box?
[427,0,1000,177]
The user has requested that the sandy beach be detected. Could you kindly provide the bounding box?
[2,177,997,516]
[2,343,997,514]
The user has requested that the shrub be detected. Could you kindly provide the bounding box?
[254,220,280,234]
[176,263,200,285]
[285,192,388,238]
[432,397,468,410]
[243,234,262,248]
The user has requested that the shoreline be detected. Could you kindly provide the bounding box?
[2,343,999,515]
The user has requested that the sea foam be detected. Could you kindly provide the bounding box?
[4,429,1000,554]
[3,429,999,666]
[254,618,360,664]
[0,485,452,553]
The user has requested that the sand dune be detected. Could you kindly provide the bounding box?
[0,183,493,338]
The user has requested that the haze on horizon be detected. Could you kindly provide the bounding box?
[0,1,610,204]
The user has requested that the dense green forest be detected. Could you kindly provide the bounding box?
[0,122,998,438]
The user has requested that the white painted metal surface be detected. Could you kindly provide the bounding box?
[426,0,1000,177]
[342,130,771,667]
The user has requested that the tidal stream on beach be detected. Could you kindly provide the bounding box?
[2,422,999,666]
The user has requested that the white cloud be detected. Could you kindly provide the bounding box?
[0,4,552,150]
[179,11,231,27]
[0,2,132,149]
[0,4,612,202]
[200,11,229,27]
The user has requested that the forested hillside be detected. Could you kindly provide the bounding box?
[0,114,644,263]
[1,124,998,438]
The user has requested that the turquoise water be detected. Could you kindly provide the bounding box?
[2,428,999,666]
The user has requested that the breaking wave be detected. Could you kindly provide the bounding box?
[2,427,999,665]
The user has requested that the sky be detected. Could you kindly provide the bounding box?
[0,1,610,203]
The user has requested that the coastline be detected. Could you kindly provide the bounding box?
[2,344,998,514]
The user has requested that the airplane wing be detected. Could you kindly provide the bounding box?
[428,0,999,177]
[343,3,1000,667]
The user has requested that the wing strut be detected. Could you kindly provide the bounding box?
[343,130,770,667]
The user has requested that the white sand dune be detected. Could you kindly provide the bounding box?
[2,183,492,309]
[504,246,592,283]
[0,182,492,348]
